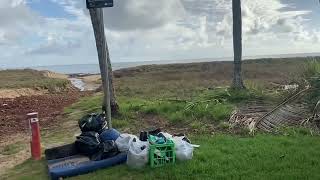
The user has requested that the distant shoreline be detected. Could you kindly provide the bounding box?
[67,55,320,77]
[1,55,319,75]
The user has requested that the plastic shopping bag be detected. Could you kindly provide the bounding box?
[126,138,149,168]
[115,134,138,152]
[172,137,195,161]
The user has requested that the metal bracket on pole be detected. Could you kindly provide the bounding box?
[89,7,112,129]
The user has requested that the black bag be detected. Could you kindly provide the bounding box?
[75,132,119,161]
[75,132,101,157]
[91,141,119,161]
[78,113,107,133]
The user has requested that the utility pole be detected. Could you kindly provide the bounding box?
[87,0,114,129]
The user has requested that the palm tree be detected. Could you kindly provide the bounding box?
[232,0,245,89]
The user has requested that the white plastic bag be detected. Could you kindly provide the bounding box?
[115,134,138,152]
[173,137,194,161]
[126,139,149,168]
[159,132,173,139]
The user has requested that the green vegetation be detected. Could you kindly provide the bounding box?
[114,58,310,99]
[0,142,24,156]
[302,58,320,79]
[64,86,271,127]
[2,58,320,179]
[0,69,70,91]
[301,58,320,106]
[4,133,320,180]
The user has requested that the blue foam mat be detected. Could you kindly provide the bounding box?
[48,153,127,180]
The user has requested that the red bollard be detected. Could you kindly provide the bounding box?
[27,112,41,160]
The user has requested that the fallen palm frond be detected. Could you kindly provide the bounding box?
[312,100,320,118]
[254,86,319,132]
[301,100,320,126]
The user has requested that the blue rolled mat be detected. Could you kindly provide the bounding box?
[48,153,127,180]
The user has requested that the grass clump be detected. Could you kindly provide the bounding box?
[0,69,70,92]
[303,58,320,79]
[199,87,268,104]
[301,59,320,106]
[120,97,234,124]
[0,142,24,156]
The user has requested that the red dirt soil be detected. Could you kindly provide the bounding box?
[0,92,88,140]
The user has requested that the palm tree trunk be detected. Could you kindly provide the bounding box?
[232,0,245,89]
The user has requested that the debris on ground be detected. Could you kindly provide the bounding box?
[229,100,273,134]
[229,88,320,134]
[45,112,199,179]
[255,88,315,132]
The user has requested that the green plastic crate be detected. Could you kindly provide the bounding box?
[149,139,176,168]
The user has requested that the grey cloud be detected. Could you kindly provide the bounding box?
[101,0,185,31]
[26,41,81,55]
[0,5,37,27]
[0,1,40,44]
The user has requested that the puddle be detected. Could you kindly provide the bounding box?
[69,78,85,91]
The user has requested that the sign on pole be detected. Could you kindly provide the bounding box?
[87,0,113,129]
[86,0,113,9]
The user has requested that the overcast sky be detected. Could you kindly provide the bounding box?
[0,0,320,68]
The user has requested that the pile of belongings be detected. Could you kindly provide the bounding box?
[75,113,121,161]
[116,128,200,169]
[74,113,199,168]
[45,113,126,180]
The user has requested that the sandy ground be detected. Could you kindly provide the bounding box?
[41,70,68,79]
[0,71,68,99]
[80,75,101,91]
[0,88,47,99]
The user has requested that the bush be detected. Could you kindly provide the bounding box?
[301,59,320,105]
[303,58,320,79]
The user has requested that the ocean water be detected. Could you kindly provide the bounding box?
[19,53,320,74]
[31,59,223,74]
[32,62,140,74]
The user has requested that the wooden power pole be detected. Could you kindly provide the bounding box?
[88,0,114,129]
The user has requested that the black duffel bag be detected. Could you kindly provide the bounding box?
[78,113,107,133]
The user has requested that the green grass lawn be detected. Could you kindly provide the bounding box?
[4,133,320,180]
